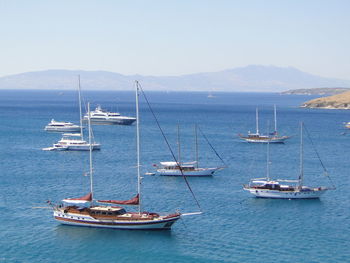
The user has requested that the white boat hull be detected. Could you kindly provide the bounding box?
[242,136,289,143]
[53,211,180,230]
[84,117,136,125]
[244,187,327,199]
[65,144,101,151]
[44,127,82,132]
[157,167,219,177]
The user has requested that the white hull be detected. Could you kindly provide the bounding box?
[53,211,180,230]
[65,144,101,151]
[45,127,82,132]
[83,117,136,125]
[242,136,289,143]
[42,144,101,151]
[244,187,327,199]
[157,167,219,177]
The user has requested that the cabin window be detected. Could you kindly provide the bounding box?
[108,212,113,215]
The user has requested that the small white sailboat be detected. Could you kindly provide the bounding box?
[243,122,333,199]
[50,83,199,230]
[44,119,82,132]
[43,76,100,151]
[83,105,136,125]
[239,105,290,143]
[156,125,225,176]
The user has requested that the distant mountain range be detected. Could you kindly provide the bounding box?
[1,65,349,92]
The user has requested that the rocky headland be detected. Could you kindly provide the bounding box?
[301,90,350,109]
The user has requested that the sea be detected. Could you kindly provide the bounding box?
[0,90,349,263]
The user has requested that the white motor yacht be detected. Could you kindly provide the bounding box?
[83,105,136,125]
[42,133,101,151]
[44,119,82,132]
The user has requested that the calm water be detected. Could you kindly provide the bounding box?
[0,90,349,263]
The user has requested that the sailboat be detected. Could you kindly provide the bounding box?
[243,122,333,199]
[50,85,193,230]
[156,124,225,176]
[43,76,101,151]
[239,105,290,143]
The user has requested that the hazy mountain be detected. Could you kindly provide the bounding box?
[0,65,349,92]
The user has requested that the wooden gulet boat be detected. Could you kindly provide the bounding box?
[239,105,290,143]
[243,122,334,199]
[50,85,193,230]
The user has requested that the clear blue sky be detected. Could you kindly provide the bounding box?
[0,0,349,79]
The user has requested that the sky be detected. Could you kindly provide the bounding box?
[0,0,349,79]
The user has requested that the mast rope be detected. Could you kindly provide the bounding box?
[303,124,336,189]
[137,83,202,211]
[197,126,227,167]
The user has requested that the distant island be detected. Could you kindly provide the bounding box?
[281,87,350,95]
[302,90,350,109]
[1,65,350,92]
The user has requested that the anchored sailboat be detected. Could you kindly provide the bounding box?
[43,76,100,151]
[243,122,334,199]
[239,105,290,143]
[156,124,226,176]
[50,83,199,230]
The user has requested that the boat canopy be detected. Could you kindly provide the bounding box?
[98,194,139,205]
[62,192,92,204]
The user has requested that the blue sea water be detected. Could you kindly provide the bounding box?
[0,90,349,263]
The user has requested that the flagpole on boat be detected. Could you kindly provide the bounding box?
[87,102,94,202]
[135,81,142,214]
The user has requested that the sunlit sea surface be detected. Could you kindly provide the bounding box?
[0,90,349,263]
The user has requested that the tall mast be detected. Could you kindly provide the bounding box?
[266,121,270,181]
[87,102,94,202]
[194,124,198,168]
[299,122,304,188]
[78,75,84,140]
[274,104,277,134]
[135,81,142,214]
[177,124,181,165]
[256,107,259,135]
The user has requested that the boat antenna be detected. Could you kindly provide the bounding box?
[256,107,259,135]
[78,75,84,140]
[303,123,336,189]
[136,81,202,211]
[87,102,94,202]
[298,121,304,189]
[197,126,227,167]
[135,81,142,214]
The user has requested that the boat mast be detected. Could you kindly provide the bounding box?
[177,124,181,165]
[194,124,198,168]
[299,122,304,188]
[256,107,259,135]
[87,102,94,202]
[135,81,142,214]
[274,104,277,135]
[266,121,270,181]
[78,75,84,140]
